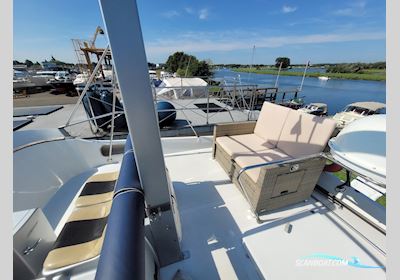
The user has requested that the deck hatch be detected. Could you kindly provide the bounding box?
[13,105,63,117]
[194,103,228,113]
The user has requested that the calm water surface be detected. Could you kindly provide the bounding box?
[213,69,386,114]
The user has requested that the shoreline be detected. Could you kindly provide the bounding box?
[231,68,386,82]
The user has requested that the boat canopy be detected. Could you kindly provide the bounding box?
[162,77,207,87]
[328,114,386,186]
[346,102,386,112]
[156,77,208,99]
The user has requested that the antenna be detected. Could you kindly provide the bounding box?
[299,60,310,91]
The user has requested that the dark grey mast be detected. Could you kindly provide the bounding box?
[98,0,182,266]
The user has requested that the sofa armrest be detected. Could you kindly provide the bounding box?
[212,121,256,158]
[213,121,256,139]
[236,153,326,219]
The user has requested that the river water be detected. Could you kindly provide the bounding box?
[213,69,386,114]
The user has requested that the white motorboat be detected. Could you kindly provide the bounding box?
[75,79,113,95]
[149,70,157,80]
[13,70,35,90]
[298,102,328,116]
[281,97,305,109]
[13,78,35,90]
[73,72,90,86]
[156,77,208,99]
[332,101,386,129]
[318,76,330,81]
[47,71,76,94]
[30,70,57,87]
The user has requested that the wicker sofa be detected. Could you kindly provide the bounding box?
[213,101,336,216]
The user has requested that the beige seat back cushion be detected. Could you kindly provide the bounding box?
[87,171,119,183]
[43,227,106,271]
[43,202,112,271]
[277,110,336,158]
[254,102,291,146]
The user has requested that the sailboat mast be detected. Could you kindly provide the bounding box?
[299,60,310,91]
[247,45,256,82]
[274,61,283,88]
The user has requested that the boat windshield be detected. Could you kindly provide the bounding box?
[344,105,373,115]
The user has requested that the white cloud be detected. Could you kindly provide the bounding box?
[162,10,180,19]
[145,31,385,55]
[333,1,367,16]
[199,8,209,20]
[185,7,194,14]
[353,1,367,9]
[333,8,354,16]
[282,5,297,13]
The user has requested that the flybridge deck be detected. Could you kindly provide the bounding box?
[13,133,385,279]
[160,136,385,279]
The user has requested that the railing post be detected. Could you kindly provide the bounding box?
[206,87,210,125]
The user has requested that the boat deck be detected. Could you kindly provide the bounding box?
[13,98,258,138]
[160,136,385,280]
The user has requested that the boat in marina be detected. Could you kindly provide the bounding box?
[73,72,90,87]
[298,102,328,116]
[47,71,77,95]
[13,70,36,91]
[13,78,36,91]
[75,79,113,96]
[332,101,386,129]
[12,1,386,279]
[156,77,208,99]
[280,96,304,109]
[30,70,58,87]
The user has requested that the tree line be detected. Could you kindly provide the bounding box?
[213,59,386,72]
[165,52,212,77]
[326,62,386,73]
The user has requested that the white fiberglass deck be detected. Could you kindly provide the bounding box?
[160,136,385,280]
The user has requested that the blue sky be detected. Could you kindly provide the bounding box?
[13,0,385,64]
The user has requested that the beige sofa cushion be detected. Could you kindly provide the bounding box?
[216,133,274,158]
[234,148,292,182]
[254,102,291,146]
[277,110,336,158]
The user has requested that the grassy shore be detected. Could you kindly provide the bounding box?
[232,67,386,81]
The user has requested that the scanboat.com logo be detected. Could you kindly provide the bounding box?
[295,253,384,269]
